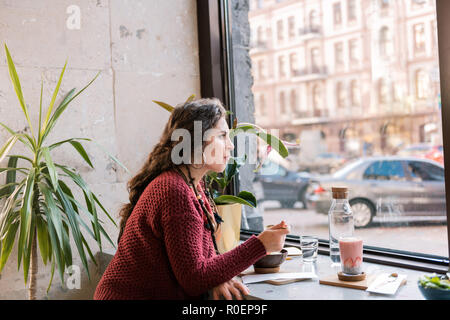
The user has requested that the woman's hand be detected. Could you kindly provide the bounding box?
[211,278,250,300]
[257,220,290,254]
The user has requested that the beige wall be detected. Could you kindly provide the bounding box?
[0,0,200,299]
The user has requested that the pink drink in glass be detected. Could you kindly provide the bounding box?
[339,237,363,275]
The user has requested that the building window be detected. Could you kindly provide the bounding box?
[379,26,393,56]
[349,38,359,62]
[257,26,264,45]
[290,89,298,113]
[312,84,322,110]
[260,94,266,116]
[416,69,429,99]
[379,78,389,104]
[380,0,390,8]
[277,20,284,42]
[279,91,286,114]
[335,42,344,68]
[288,16,296,39]
[289,53,298,76]
[336,81,345,108]
[333,2,342,26]
[350,79,360,106]
[278,55,286,78]
[309,10,319,30]
[258,59,266,79]
[414,23,426,54]
[348,0,357,21]
[311,47,320,72]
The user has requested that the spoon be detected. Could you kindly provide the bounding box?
[374,272,398,289]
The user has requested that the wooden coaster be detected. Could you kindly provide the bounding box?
[337,271,366,282]
[254,266,280,274]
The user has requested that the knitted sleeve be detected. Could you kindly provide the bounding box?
[158,180,267,297]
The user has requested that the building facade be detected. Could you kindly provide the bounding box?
[249,0,441,158]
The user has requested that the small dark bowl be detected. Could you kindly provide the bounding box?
[254,249,288,268]
[418,283,450,300]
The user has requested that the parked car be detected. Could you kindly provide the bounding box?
[306,156,446,228]
[254,160,310,208]
[298,152,347,174]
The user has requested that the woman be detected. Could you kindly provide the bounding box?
[94,98,289,300]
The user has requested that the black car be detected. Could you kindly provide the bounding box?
[254,160,310,208]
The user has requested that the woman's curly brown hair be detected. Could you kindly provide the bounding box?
[117,98,226,243]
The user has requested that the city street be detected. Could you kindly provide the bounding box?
[260,201,448,257]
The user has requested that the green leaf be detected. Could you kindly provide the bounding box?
[257,131,289,158]
[42,147,59,191]
[44,206,65,285]
[0,122,35,151]
[0,156,19,199]
[0,221,19,273]
[36,215,49,265]
[23,210,36,284]
[38,183,64,253]
[4,44,34,138]
[48,138,91,151]
[0,135,19,163]
[17,169,35,270]
[152,100,174,112]
[237,191,257,208]
[42,59,68,134]
[41,71,99,143]
[68,140,93,168]
[92,193,117,227]
[214,194,256,208]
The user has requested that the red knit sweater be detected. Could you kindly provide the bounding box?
[94,169,267,300]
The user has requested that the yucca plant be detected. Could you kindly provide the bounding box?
[0,44,126,299]
[152,95,291,208]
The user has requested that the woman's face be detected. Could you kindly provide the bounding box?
[203,117,234,173]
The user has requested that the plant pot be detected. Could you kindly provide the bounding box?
[215,203,242,254]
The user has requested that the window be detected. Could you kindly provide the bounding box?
[279,91,287,114]
[289,53,298,76]
[333,3,342,26]
[350,79,360,106]
[278,55,286,78]
[239,0,447,261]
[349,38,358,62]
[378,78,389,103]
[415,69,429,99]
[288,16,296,39]
[335,42,344,68]
[348,0,357,22]
[379,26,393,56]
[363,160,406,181]
[309,10,319,30]
[311,47,320,71]
[258,59,266,79]
[277,20,284,42]
[336,81,345,108]
[414,23,426,54]
[259,94,267,116]
[257,26,264,45]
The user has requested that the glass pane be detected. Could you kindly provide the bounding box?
[245,0,448,257]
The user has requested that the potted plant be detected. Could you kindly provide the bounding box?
[153,96,291,253]
[0,45,126,299]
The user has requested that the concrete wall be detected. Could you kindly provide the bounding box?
[0,0,200,299]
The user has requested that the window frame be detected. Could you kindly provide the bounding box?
[196,0,450,273]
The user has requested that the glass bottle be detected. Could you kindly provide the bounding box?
[328,186,354,267]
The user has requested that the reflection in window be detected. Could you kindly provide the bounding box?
[363,161,406,181]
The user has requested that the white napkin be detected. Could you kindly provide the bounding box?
[366,273,407,295]
[241,272,317,284]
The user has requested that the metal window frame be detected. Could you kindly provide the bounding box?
[196,0,450,274]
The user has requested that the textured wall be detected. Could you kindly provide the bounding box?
[0,0,200,299]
